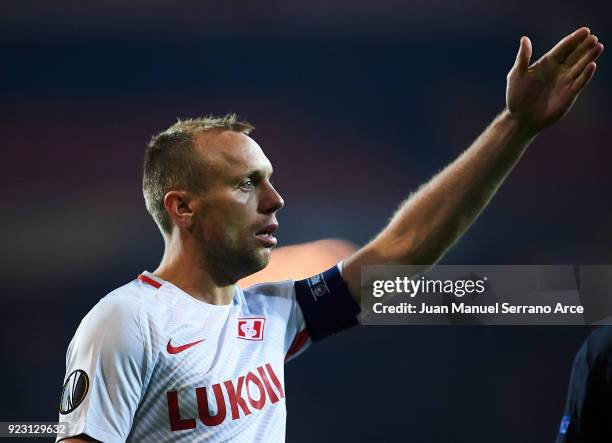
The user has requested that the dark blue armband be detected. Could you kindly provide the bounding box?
[294,265,361,342]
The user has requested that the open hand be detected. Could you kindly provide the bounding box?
[506,27,604,135]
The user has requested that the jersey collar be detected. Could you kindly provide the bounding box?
[138,271,241,307]
[138,271,164,289]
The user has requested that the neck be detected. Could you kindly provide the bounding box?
[153,232,235,306]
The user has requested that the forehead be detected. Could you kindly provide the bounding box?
[194,130,272,177]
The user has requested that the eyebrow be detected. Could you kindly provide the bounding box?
[244,166,273,180]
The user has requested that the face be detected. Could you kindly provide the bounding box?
[190,130,284,283]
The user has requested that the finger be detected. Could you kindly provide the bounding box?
[570,62,597,95]
[513,36,532,72]
[564,34,599,67]
[568,42,604,80]
[548,27,591,63]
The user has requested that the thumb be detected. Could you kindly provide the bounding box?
[513,36,532,72]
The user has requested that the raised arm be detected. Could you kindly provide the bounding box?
[343,27,604,300]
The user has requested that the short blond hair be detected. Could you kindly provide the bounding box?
[143,114,255,234]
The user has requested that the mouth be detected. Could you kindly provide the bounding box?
[254,223,278,248]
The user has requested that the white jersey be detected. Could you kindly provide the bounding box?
[57,265,360,442]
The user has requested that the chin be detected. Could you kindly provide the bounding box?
[254,248,273,269]
[231,248,272,282]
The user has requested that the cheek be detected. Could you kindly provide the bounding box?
[200,194,256,242]
[222,221,241,240]
[202,211,250,246]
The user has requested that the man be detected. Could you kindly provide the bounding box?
[557,327,612,442]
[58,28,603,442]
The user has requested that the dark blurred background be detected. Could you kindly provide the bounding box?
[2,1,611,442]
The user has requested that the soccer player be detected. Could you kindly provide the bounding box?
[556,327,612,442]
[58,27,603,442]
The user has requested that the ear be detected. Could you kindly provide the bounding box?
[163,190,195,229]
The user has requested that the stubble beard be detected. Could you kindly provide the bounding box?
[202,238,271,285]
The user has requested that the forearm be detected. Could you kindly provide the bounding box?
[368,108,535,265]
[342,28,601,301]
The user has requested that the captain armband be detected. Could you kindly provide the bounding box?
[294,265,361,341]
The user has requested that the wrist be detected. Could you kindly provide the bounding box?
[500,108,541,140]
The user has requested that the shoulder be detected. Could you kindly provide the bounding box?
[240,280,297,318]
[71,279,156,353]
[585,326,612,365]
[82,280,147,326]
[587,326,612,348]
[242,279,295,299]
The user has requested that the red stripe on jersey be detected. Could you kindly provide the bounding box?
[265,363,285,398]
[138,274,162,289]
[285,328,309,361]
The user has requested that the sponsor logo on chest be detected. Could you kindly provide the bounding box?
[166,362,284,431]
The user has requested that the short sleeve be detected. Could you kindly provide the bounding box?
[57,295,147,443]
[556,327,612,443]
[284,284,311,363]
[286,264,361,362]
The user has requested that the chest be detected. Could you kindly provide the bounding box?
[150,304,286,392]
[142,307,287,434]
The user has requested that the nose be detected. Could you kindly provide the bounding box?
[260,182,284,214]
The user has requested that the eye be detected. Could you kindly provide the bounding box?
[239,179,254,191]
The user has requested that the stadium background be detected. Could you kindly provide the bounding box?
[2,1,611,441]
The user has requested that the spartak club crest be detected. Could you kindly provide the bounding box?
[237,317,265,340]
